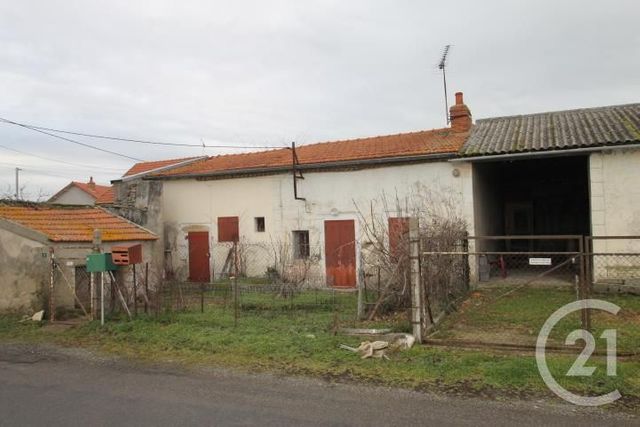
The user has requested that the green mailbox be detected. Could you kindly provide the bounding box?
[86,253,119,272]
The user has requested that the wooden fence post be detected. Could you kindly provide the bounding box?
[409,217,422,343]
[144,262,149,314]
[133,264,138,317]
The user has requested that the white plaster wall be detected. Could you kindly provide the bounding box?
[162,160,475,283]
[51,187,95,205]
[590,148,640,282]
[590,149,640,238]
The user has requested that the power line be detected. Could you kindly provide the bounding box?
[0,117,145,161]
[0,162,107,180]
[2,118,285,149]
[0,144,126,172]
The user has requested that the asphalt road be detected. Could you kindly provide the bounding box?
[0,343,636,427]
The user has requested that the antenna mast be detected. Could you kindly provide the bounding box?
[438,45,452,125]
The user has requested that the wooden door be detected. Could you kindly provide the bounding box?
[188,231,210,282]
[388,217,410,262]
[324,220,356,287]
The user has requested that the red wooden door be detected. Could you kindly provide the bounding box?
[388,217,410,262]
[324,220,356,288]
[188,231,210,282]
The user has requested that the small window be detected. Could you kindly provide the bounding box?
[292,230,310,259]
[255,217,265,232]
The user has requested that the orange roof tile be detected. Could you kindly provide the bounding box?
[153,128,468,178]
[95,186,115,205]
[72,181,112,199]
[0,204,157,242]
[50,179,113,204]
[123,157,202,177]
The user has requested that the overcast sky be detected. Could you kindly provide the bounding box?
[1,0,638,198]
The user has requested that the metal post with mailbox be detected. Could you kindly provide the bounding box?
[86,253,118,325]
[111,243,143,317]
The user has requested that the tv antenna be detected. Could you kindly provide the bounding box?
[438,45,452,125]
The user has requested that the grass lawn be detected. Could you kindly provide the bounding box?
[431,287,640,353]
[1,288,639,412]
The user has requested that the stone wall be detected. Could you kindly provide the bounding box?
[0,227,49,312]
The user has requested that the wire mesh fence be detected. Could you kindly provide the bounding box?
[157,240,361,327]
[156,280,360,328]
[588,236,640,295]
[209,241,326,287]
[421,235,592,332]
[423,234,640,352]
[66,233,640,344]
[420,236,470,317]
[467,236,584,289]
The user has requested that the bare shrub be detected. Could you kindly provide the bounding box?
[355,184,468,320]
[268,236,321,297]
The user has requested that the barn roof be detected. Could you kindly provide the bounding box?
[460,103,640,157]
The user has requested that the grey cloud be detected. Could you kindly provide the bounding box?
[0,0,638,196]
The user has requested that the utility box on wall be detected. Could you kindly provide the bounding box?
[86,253,118,272]
[111,243,143,266]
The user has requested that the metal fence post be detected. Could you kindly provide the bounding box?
[233,241,239,327]
[200,282,205,313]
[357,251,365,320]
[49,248,56,322]
[578,236,591,331]
[409,217,422,343]
[90,272,95,321]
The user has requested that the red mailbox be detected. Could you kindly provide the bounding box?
[111,243,143,266]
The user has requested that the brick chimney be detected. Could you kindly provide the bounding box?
[88,176,96,189]
[449,92,472,132]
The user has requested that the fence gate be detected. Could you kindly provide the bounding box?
[421,235,591,330]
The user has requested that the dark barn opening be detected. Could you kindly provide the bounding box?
[473,155,590,252]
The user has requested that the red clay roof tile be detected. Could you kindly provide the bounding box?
[0,205,157,242]
[153,128,468,177]
[123,157,202,177]
[95,186,115,205]
[72,181,112,199]
[50,180,113,204]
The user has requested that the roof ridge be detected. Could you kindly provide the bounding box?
[476,102,640,123]
[132,155,202,165]
[295,127,454,149]
[182,127,457,165]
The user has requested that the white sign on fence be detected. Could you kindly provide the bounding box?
[529,257,552,266]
